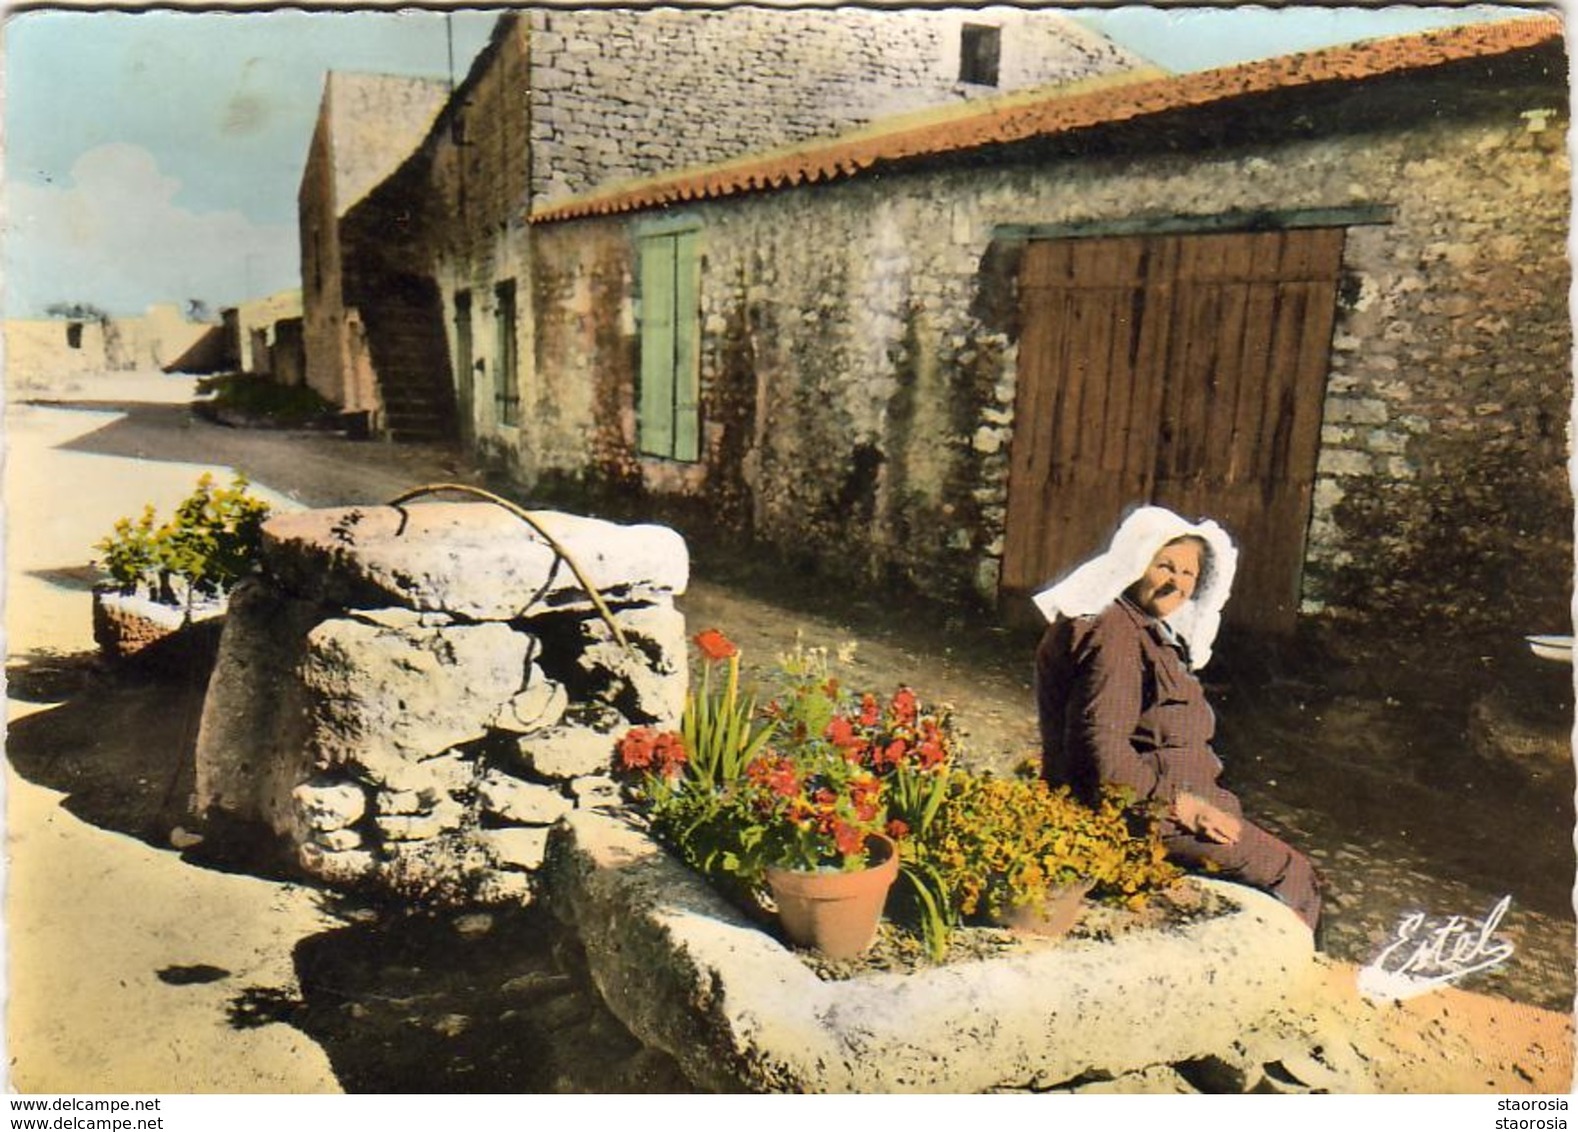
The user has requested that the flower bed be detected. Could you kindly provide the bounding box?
[613,630,1184,962]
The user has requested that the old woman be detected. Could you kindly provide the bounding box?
[1033,506,1321,932]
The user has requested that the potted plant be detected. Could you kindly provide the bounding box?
[91,471,271,664]
[917,774,1181,939]
[616,634,952,958]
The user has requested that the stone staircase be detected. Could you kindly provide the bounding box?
[359,274,459,443]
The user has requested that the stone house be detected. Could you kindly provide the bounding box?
[298,71,452,420]
[303,8,1141,442]
[312,13,1570,634]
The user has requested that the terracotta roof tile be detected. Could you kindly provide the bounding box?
[530,15,1563,224]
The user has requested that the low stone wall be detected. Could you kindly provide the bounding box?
[546,809,1318,1093]
[193,501,687,904]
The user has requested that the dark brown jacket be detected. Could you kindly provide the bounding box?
[1036,596,1224,807]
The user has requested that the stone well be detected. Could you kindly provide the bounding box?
[193,501,688,904]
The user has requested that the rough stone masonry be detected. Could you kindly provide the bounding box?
[193,501,688,904]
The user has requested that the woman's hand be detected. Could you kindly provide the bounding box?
[1173,791,1242,844]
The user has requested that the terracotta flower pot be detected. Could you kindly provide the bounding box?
[765,833,900,960]
[992,878,1096,939]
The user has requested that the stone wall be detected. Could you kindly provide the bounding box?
[402,9,1132,460]
[524,7,1140,207]
[522,55,1570,632]
[4,310,216,388]
[193,502,688,905]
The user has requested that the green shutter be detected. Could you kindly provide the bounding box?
[639,237,676,457]
[671,231,700,462]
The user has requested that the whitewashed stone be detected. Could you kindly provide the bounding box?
[263,503,689,620]
[299,843,377,885]
[301,618,531,768]
[475,872,536,905]
[375,788,434,815]
[348,607,435,630]
[194,579,328,836]
[490,668,569,734]
[477,826,553,871]
[352,749,475,797]
[313,828,364,852]
[570,775,625,809]
[548,811,1317,1094]
[575,601,688,728]
[291,781,367,833]
[375,798,466,842]
[477,771,573,825]
[520,722,621,780]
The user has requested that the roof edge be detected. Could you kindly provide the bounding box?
[530,14,1564,225]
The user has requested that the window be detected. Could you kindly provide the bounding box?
[637,230,700,461]
[65,321,83,349]
[494,280,520,427]
[960,24,1001,86]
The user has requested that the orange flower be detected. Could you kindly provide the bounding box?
[859,693,881,727]
[693,628,739,661]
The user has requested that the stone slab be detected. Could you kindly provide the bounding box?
[262,503,689,620]
[545,810,1318,1094]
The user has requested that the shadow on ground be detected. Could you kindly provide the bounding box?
[5,646,300,880]
[227,901,695,1093]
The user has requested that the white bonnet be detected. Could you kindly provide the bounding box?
[1030,505,1239,669]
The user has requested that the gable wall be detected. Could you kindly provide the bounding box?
[525,6,1140,207]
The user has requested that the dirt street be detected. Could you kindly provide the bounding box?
[5,371,1573,1093]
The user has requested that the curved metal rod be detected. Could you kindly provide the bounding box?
[384,482,631,652]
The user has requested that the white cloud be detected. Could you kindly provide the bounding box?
[4,142,299,318]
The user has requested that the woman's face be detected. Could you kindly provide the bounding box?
[1130,538,1203,619]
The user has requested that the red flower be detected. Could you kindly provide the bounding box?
[916,720,948,769]
[832,819,866,857]
[617,726,657,771]
[871,738,907,772]
[767,761,800,799]
[859,693,881,727]
[653,730,688,779]
[885,819,911,841]
[693,628,739,661]
[891,687,918,727]
[826,715,859,749]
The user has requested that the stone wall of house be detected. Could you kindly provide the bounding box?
[523,57,1569,632]
[193,502,688,905]
[524,6,1140,207]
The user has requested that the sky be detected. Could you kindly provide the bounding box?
[0,4,1548,320]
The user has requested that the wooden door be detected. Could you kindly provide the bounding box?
[1001,228,1345,632]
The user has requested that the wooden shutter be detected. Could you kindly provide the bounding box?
[671,231,701,462]
[638,229,701,461]
[639,236,677,457]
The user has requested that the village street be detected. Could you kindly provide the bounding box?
[4,372,1574,1093]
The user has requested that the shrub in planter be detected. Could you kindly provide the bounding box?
[91,472,271,662]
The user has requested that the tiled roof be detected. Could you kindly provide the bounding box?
[530,15,1564,224]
